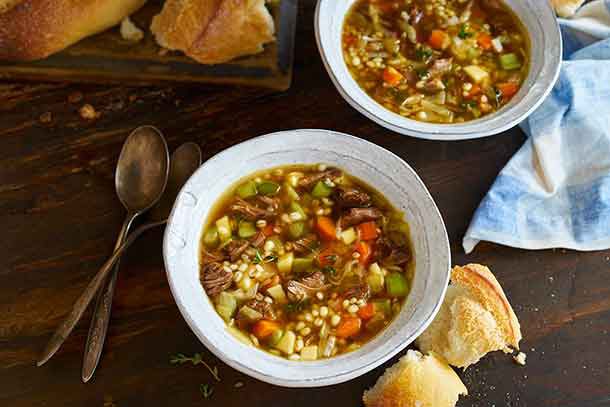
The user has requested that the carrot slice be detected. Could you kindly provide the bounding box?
[357,303,375,320]
[382,67,404,87]
[355,241,373,265]
[357,221,378,241]
[464,84,482,99]
[262,224,275,236]
[316,216,337,240]
[477,33,492,50]
[252,320,281,339]
[335,316,362,338]
[428,30,450,50]
[497,82,520,99]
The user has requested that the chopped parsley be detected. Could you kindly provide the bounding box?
[415,47,433,62]
[458,24,473,39]
[253,250,277,264]
[416,69,430,80]
[322,266,337,276]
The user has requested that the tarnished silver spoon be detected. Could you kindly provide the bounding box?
[37,126,170,367]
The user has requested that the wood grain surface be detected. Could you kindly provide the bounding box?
[1,1,609,406]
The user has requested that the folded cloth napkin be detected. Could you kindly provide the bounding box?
[463,0,610,253]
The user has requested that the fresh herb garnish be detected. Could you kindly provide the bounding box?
[322,266,337,276]
[416,68,430,80]
[458,24,473,39]
[170,353,221,382]
[200,384,214,399]
[324,254,338,263]
[415,47,433,62]
[253,250,278,264]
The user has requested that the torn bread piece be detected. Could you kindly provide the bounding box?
[363,350,467,407]
[416,264,522,369]
[551,0,586,17]
[150,0,275,64]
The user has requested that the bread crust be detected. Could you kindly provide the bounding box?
[151,0,275,65]
[452,264,522,349]
[0,0,147,61]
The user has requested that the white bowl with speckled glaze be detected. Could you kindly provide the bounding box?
[163,129,450,387]
[315,0,562,140]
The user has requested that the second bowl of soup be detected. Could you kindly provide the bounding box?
[163,129,450,386]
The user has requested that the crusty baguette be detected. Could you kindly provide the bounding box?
[551,0,586,17]
[416,264,522,369]
[0,0,147,61]
[363,350,468,407]
[151,0,275,64]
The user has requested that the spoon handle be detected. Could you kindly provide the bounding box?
[36,219,164,367]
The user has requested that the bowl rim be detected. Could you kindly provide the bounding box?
[315,0,562,141]
[163,129,451,387]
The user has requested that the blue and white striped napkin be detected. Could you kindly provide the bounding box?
[463,0,610,253]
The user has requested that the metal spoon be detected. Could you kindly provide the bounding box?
[37,126,170,367]
[81,142,201,381]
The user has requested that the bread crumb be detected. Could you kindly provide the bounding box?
[79,104,101,120]
[68,91,83,104]
[120,17,144,42]
[39,112,52,124]
[513,352,527,366]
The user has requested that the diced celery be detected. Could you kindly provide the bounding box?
[268,329,284,346]
[284,183,300,201]
[238,221,257,238]
[236,180,258,199]
[203,226,220,248]
[300,345,319,361]
[237,305,263,322]
[292,257,313,273]
[277,252,294,274]
[288,222,306,239]
[228,326,253,345]
[290,201,307,219]
[340,227,357,245]
[275,330,296,354]
[367,263,385,294]
[216,305,235,322]
[499,53,521,70]
[257,181,281,196]
[215,216,232,242]
[268,236,284,253]
[312,180,334,198]
[386,272,409,297]
[217,291,237,310]
[463,65,489,83]
[372,299,392,316]
[267,284,288,304]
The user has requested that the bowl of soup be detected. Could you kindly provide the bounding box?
[163,129,450,386]
[315,0,561,140]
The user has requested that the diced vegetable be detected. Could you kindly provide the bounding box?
[238,274,254,291]
[286,172,302,187]
[236,180,258,199]
[365,313,386,332]
[316,216,337,240]
[275,330,296,354]
[217,291,237,313]
[238,221,257,238]
[257,181,280,196]
[355,241,372,265]
[357,303,375,320]
[428,30,450,50]
[386,272,409,297]
[382,66,404,87]
[357,221,378,241]
[312,180,334,198]
[268,329,284,346]
[335,316,362,338]
[290,201,307,219]
[267,284,288,304]
[499,53,521,70]
[463,65,489,83]
[340,227,357,245]
[372,299,392,316]
[288,221,306,239]
[293,257,314,273]
[238,305,263,322]
[367,262,385,294]
[262,224,275,236]
[300,345,319,361]
[317,247,337,267]
[491,37,504,53]
[284,183,300,201]
[476,32,492,50]
[215,216,232,243]
[252,320,281,339]
[497,82,519,99]
[421,100,453,119]
[203,226,220,248]
[277,252,294,274]
[228,326,253,346]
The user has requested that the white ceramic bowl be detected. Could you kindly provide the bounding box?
[163,129,450,387]
[315,0,562,140]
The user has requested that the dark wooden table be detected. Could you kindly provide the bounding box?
[1,2,609,406]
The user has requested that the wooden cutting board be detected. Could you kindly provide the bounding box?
[0,0,298,90]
